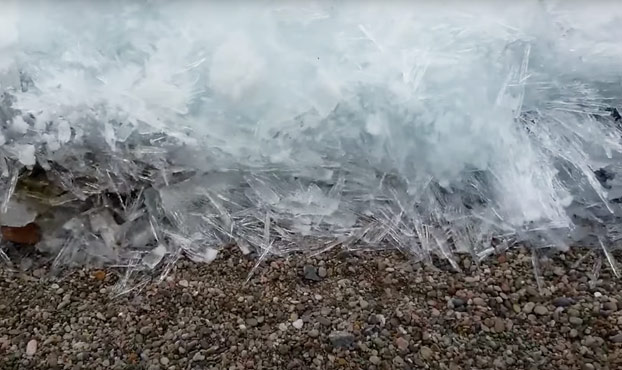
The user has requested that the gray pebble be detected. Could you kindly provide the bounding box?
[318,317,331,326]
[534,305,548,316]
[603,302,618,311]
[192,352,205,362]
[370,355,381,365]
[552,297,575,307]
[395,337,409,352]
[303,265,321,281]
[318,267,327,278]
[569,317,583,325]
[329,331,354,348]
[420,346,433,360]
[393,356,405,366]
[609,333,622,343]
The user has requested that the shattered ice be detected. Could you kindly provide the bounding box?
[1,0,622,280]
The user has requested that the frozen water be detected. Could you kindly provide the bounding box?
[1,0,622,276]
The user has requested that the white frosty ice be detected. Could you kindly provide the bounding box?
[1,0,622,273]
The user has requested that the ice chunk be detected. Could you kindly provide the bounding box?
[10,116,29,134]
[185,247,218,264]
[142,244,166,269]
[0,199,37,227]
[13,144,36,166]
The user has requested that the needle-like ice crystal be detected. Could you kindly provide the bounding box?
[1,1,622,277]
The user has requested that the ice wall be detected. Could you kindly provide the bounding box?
[1,0,622,275]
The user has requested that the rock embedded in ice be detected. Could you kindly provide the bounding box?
[1,223,41,245]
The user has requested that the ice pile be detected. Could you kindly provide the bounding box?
[1,1,622,278]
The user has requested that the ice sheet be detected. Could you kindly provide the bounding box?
[1,0,622,280]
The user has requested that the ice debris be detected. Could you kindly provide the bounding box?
[1,1,622,283]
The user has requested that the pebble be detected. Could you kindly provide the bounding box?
[534,305,549,316]
[494,318,505,333]
[552,297,574,307]
[395,337,409,352]
[318,267,328,278]
[329,331,355,348]
[317,317,331,326]
[603,301,618,311]
[393,355,405,366]
[1,247,621,370]
[292,319,304,329]
[609,333,622,343]
[420,346,433,360]
[523,302,535,313]
[303,265,321,281]
[193,352,206,362]
[178,279,189,288]
[26,340,37,356]
[569,317,583,325]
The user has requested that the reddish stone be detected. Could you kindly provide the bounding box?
[1,223,41,245]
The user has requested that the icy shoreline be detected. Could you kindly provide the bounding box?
[1,1,622,274]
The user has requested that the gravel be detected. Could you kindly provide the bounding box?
[1,245,622,369]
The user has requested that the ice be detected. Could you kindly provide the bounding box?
[1,1,622,281]
[0,199,37,227]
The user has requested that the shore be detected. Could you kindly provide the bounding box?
[1,245,622,369]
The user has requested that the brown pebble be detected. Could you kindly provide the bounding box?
[93,270,107,281]
[1,223,41,245]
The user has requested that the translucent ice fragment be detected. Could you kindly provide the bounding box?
[10,116,29,134]
[0,199,37,227]
[185,247,218,264]
[142,244,166,269]
[14,144,36,166]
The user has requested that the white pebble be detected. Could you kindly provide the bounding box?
[594,292,602,298]
[26,339,37,356]
[178,279,189,288]
[292,319,304,329]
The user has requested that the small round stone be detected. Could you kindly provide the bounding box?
[533,305,548,316]
[292,319,304,329]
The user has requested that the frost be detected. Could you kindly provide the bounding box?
[1,1,622,283]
